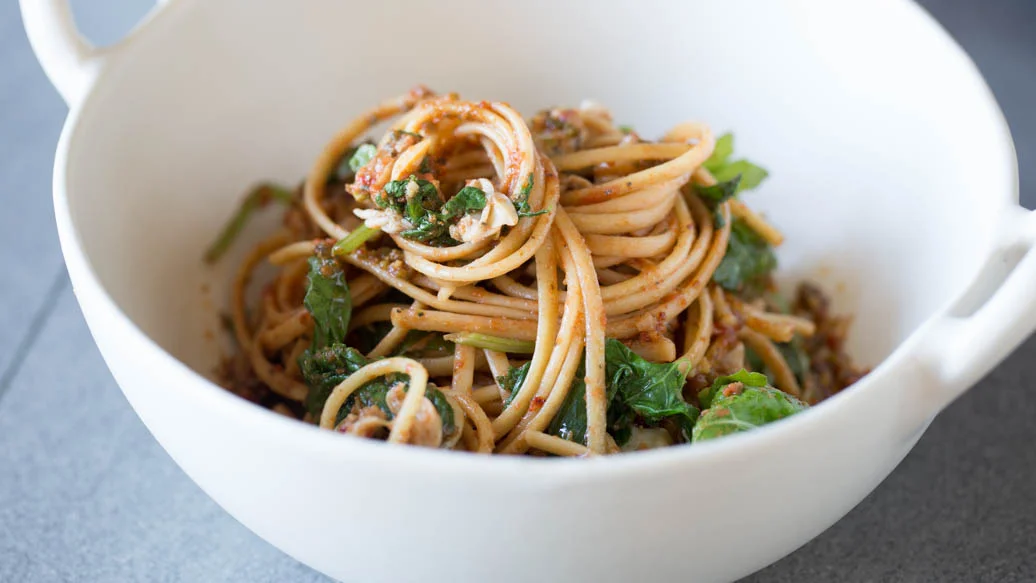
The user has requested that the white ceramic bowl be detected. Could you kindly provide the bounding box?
[23,0,1032,581]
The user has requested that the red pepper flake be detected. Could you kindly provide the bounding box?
[722,382,744,397]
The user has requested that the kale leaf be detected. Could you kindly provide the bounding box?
[303,248,352,349]
[544,363,595,444]
[604,339,699,441]
[300,343,372,417]
[299,343,454,436]
[545,339,698,446]
[695,175,742,207]
[393,330,452,357]
[702,133,769,194]
[692,380,808,443]
[712,159,768,192]
[497,361,531,407]
[350,321,394,354]
[712,218,777,293]
[697,369,769,409]
[333,143,377,183]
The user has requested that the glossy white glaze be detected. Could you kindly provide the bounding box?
[23,1,1029,581]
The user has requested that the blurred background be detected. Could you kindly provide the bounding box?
[0,1,1033,581]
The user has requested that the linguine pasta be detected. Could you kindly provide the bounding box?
[211,87,866,456]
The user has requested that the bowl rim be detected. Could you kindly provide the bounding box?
[50,0,1019,480]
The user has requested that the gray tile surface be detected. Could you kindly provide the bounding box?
[0,1,1033,582]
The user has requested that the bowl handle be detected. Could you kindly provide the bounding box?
[20,0,166,108]
[910,204,1036,420]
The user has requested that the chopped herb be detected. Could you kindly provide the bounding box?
[204,183,294,263]
[376,176,489,246]
[378,175,433,211]
[618,125,634,134]
[512,173,548,218]
[521,173,534,195]
[442,186,487,217]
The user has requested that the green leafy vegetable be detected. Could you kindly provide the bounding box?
[348,144,377,173]
[513,173,548,218]
[349,325,450,357]
[303,249,352,349]
[204,183,294,263]
[546,339,698,446]
[299,343,454,437]
[375,175,432,212]
[692,381,807,443]
[544,363,594,443]
[618,125,634,134]
[697,369,769,409]
[706,133,734,169]
[423,388,456,435]
[604,339,699,441]
[497,362,531,406]
[695,175,742,207]
[712,159,768,192]
[333,143,377,182]
[393,330,452,356]
[376,176,489,245]
[441,186,487,217]
[712,218,777,294]
[350,321,394,354]
[702,133,769,194]
[332,224,379,256]
[445,332,535,354]
[300,343,372,417]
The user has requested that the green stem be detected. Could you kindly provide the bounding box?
[443,332,536,354]
[332,224,380,256]
[204,183,294,264]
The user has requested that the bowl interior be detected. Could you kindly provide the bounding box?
[63,0,1012,386]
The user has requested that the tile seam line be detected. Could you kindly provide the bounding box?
[0,268,69,406]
